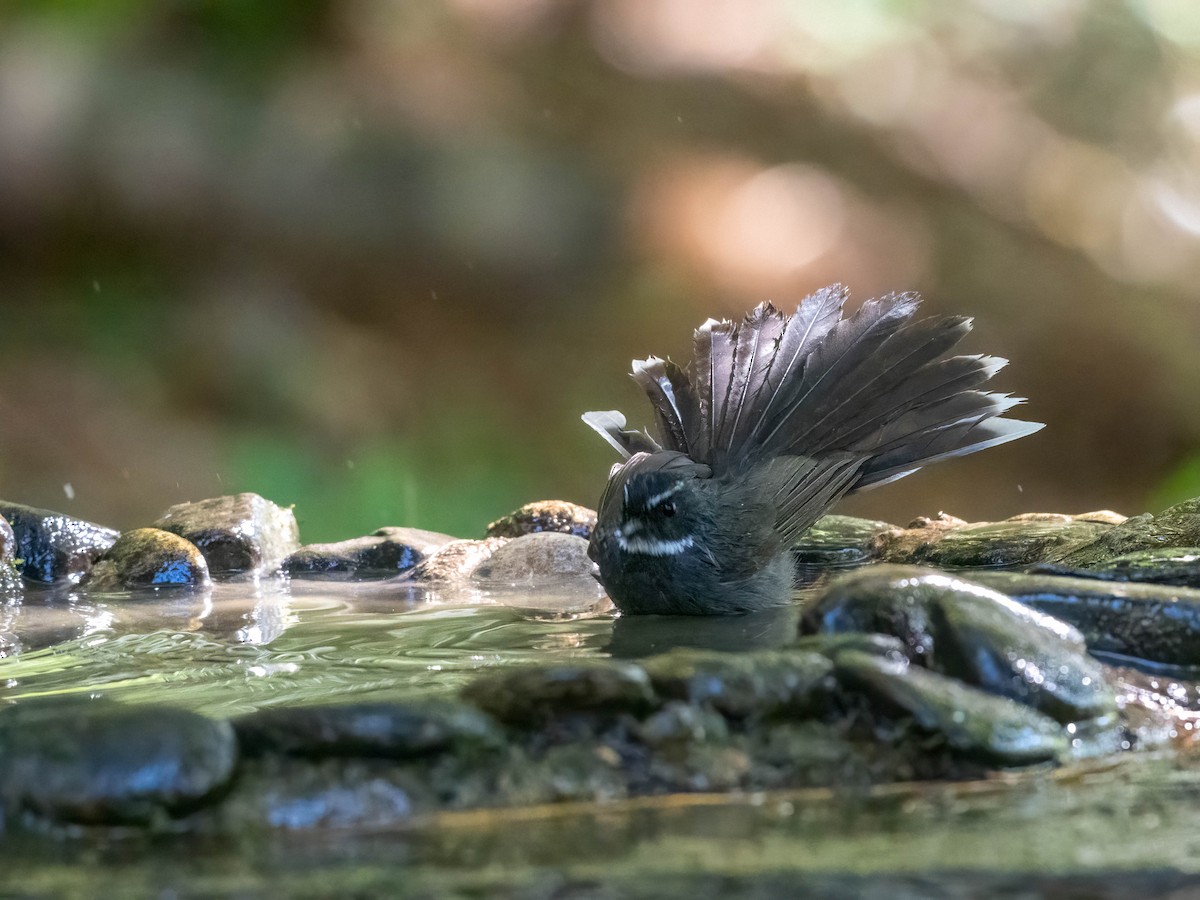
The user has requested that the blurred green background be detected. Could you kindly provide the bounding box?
[1,0,1199,542]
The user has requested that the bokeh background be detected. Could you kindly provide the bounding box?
[2,0,1199,542]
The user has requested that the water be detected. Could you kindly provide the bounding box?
[5,577,1200,896]
[0,578,617,716]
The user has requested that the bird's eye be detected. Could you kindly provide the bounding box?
[660,500,676,517]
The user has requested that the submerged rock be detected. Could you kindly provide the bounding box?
[471,532,595,583]
[1032,547,1200,589]
[790,515,899,569]
[462,661,657,724]
[0,501,118,584]
[486,500,596,540]
[83,527,210,591]
[235,701,502,759]
[1055,497,1200,569]
[405,537,506,584]
[283,527,454,581]
[970,570,1200,669]
[0,699,237,824]
[803,565,1117,724]
[642,649,834,719]
[834,651,1069,765]
[154,493,299,578]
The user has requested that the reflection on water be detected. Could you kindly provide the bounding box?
[0,578,623,716]
[0,580,830,716]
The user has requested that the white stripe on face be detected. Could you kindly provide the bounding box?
[615,532,694,556]
[642,480,685,511]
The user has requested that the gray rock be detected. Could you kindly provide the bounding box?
[83,527,210,591]
[406,537,506,584]
[908,516,1114,568]
[462,661,657,724]
[834,651,1069,765]
[486,500,597,539]
[0,501,118,584]
[636,701,729,749]
[471,532,595,583]
[283,527,455,580]
[1033,547,1200,589]
[0,699,237,824]
[1056,497,1200,568]
[234,701,502,759]
[154,492,299,578]
[642,649,834,719]
[790,514,899,568]
[803,565,1117,724]
[970,570,1200,668]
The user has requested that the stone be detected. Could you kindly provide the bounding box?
[153,492,299,578]
[641,649,834,719]
[790,515,899,568]
[0,699,237,824]
[1055,497,1200,569]
[0,501,118,584]
[803,565,1117,724]
[486,500,596,540]
[234,701,502,759]
[462,661,657,724]
[637,701,729,749]
[1032,547,1200,589]
[907,517,1114,568]
[83,527,210,591]
[833,651,1069,765]
[970,570,1200,668]
[283,527,455,580]
[471,532,595,583]
[876,512,968,563]
[405,537,506,584]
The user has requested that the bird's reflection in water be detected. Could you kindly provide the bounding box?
[607,603,800,659]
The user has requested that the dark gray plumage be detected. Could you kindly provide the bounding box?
[585,285,1043,616]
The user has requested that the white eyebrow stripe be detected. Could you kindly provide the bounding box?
[615,533,694,556]
[643,481,685,509]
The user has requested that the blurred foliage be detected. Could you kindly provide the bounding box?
[1,0,1199,541]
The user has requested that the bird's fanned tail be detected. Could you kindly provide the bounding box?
[585,286,1042,499]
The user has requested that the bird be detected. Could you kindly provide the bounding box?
[583,284,1043,616]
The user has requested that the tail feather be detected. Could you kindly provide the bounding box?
[590,285,1042,505]
[631,357,690,455]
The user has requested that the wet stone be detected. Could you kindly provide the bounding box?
[803,565,1117,725]
[0,699,237,824]
[0,501,118,584]
[405,537,506,584]
[83,527,210,592]
[636,701,729,749]
[790,515,899,569]
[793,631,912,664]
[834,651,1069,766]
[1056,496,1200,569]
[641,649,835,720]
[876,513,969,563]
[486,500,597,540]
[471,532,595,583]
[222,758,426,831]
[283,527,455,581]
[462,661,657,725]
[970,570,1200,669]
[906,517,1114,568]
[1032,547,1200,589]
[154,492,300,579]
[235,701,503,759]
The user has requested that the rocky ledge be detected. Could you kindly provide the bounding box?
[0,491,1199,835]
